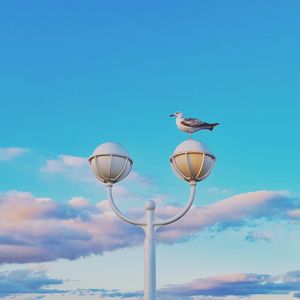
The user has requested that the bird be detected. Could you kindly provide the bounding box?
[170,111,219,139]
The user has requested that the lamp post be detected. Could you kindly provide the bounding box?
[89,139,215,300]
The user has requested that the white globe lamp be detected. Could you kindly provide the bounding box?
[89,142,133,183]
[170,139,215,182]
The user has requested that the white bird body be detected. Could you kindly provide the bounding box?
[170,112,219,138]
[175,117,199,133]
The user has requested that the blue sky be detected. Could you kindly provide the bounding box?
[1,1,300,299]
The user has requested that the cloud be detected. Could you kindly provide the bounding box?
[68,197,90,208]
[208,187,233,195]
[6,295,47,300]
[0,190,144,263]
[68,288,143,299]
[0,147,29,160]
[2,269,300,299]
[245,230,273,242]
[295,292,300,298]
[126,171,154,187]
[288,209,300,219]
[0,269,64,297]
[41,155,93,182]
[158,270,300,298]
[156,190,298,243]
[42,155,87,173]
[0,189,299,264]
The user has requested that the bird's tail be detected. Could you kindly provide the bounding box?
[205,122,219,131]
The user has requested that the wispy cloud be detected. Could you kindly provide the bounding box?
[0,189,299,264]
[0,269,64,297]
[245,230,273,242]
[288,209,300,219]
[41,155,93,182]
[3,269,300,300]
[126,171,154,187]
[208,186,234,195]
[5,270,300,300]
[68,288,142,299]
[41,155,87,173]
[158,270,300,298]
[0,147,29,160]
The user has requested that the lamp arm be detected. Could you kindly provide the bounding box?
[155,181,196,226]
[106,183,146,226]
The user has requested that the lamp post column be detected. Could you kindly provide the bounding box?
[144,200,157,300]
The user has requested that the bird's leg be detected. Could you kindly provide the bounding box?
[189,132,192,139]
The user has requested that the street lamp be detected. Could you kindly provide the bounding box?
[89,140,215,300]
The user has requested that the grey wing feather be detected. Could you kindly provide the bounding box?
[181,118,204,127]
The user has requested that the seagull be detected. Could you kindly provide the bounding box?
[170,112,219,139]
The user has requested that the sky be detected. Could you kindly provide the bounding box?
[0,0,300,299]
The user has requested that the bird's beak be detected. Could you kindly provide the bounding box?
[170,114,175,117]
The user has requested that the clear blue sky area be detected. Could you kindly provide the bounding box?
[1,1,300,194]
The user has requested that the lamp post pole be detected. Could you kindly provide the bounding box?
[89,140,215,300]
[144,200,156,300]
[106,181,197,300]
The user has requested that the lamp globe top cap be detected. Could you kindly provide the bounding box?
[91,142,131,157]
[173,139,213,156]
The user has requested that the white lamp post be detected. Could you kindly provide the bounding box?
[89,140,215,300]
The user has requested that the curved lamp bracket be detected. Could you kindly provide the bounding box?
[106,181,196,228]
[106,183,146,226]
[154,181,196,226]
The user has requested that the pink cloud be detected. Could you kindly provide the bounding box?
[156,190,293,242]
[159,270,300,298]
[288,209,300,218]
[68,197,90,208]
[0,191,143,263]
[0,147,29,160]
[0,189,297,263]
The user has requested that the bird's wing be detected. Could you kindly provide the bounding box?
[181,118,204,128]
